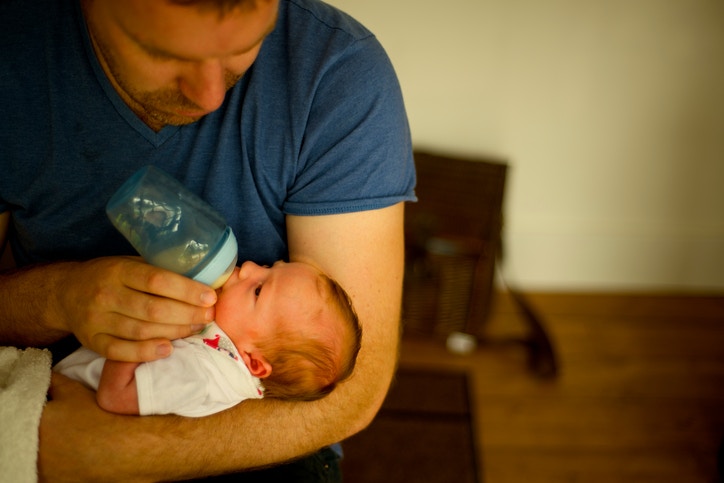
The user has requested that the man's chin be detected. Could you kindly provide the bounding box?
[167,116,203,126]
[149,111,204,128]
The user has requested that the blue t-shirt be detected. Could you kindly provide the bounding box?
[0,0,416,267]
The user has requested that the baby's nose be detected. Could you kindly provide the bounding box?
[238,260,262,279]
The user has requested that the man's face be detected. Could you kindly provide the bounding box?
[81,0,278,130]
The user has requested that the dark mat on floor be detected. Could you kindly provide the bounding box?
[341,367,480,483]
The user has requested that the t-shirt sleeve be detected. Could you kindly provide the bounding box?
[283,35,417,215]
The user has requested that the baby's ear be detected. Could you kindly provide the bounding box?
[241,351,272,378]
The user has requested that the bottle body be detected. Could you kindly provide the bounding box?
[106,166,238,288]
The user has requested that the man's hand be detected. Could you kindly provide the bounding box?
[50,257,218,361]
[0,255,217,362]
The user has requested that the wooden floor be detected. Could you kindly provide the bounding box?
[398,292,724,483]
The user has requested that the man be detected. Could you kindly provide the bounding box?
[0,0,415,480]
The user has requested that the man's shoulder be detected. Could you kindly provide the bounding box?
[262,0,386,80]
[0,0,71,38]
[0,0,78,69]
[282,0,374,42]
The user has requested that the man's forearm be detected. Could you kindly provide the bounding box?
[41,276,402,480]
[42,321,400,482]
[39,206,406,481]
[0,262,73,347]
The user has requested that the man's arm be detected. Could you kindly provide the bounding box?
[0,213,217,362]
[0,212,13,270]
[96,360,142,415]
[39,203,405,481]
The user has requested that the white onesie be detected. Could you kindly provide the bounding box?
[54,322,264,417]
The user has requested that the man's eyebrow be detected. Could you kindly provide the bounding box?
[141,39,255,62]
[140,18,277,61]
[141,42,188,61]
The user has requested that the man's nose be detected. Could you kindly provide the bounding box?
[178,60,227,113]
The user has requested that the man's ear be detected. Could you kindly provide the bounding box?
[241,351,272,378]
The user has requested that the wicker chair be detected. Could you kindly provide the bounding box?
[403,151,558,378]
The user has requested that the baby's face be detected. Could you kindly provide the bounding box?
[214,260,327,348]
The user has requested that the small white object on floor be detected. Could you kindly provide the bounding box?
[446,331,478,355]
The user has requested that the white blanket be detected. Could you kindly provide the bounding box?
[0,347,51,483]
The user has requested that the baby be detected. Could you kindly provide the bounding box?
[54,260,362,417]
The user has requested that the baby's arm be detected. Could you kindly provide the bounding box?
[96,360,142,415]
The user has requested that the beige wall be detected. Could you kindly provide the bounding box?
[326,0,724,291]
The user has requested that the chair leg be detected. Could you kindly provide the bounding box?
[507,288,559,379]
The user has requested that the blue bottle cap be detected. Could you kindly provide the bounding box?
[189,227,238,288]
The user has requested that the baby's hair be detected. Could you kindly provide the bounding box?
[256,273,362,401]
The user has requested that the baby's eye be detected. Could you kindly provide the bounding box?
[254,285,262,297]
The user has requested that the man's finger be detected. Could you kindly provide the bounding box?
[91,333,174,363]
[121,260,217,308]
[100,312,209,342]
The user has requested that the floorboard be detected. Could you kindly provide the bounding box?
[399,292,724,483]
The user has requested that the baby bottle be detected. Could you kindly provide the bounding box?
[106,166,238,289]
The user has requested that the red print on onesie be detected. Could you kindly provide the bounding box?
[203,333,239,361]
